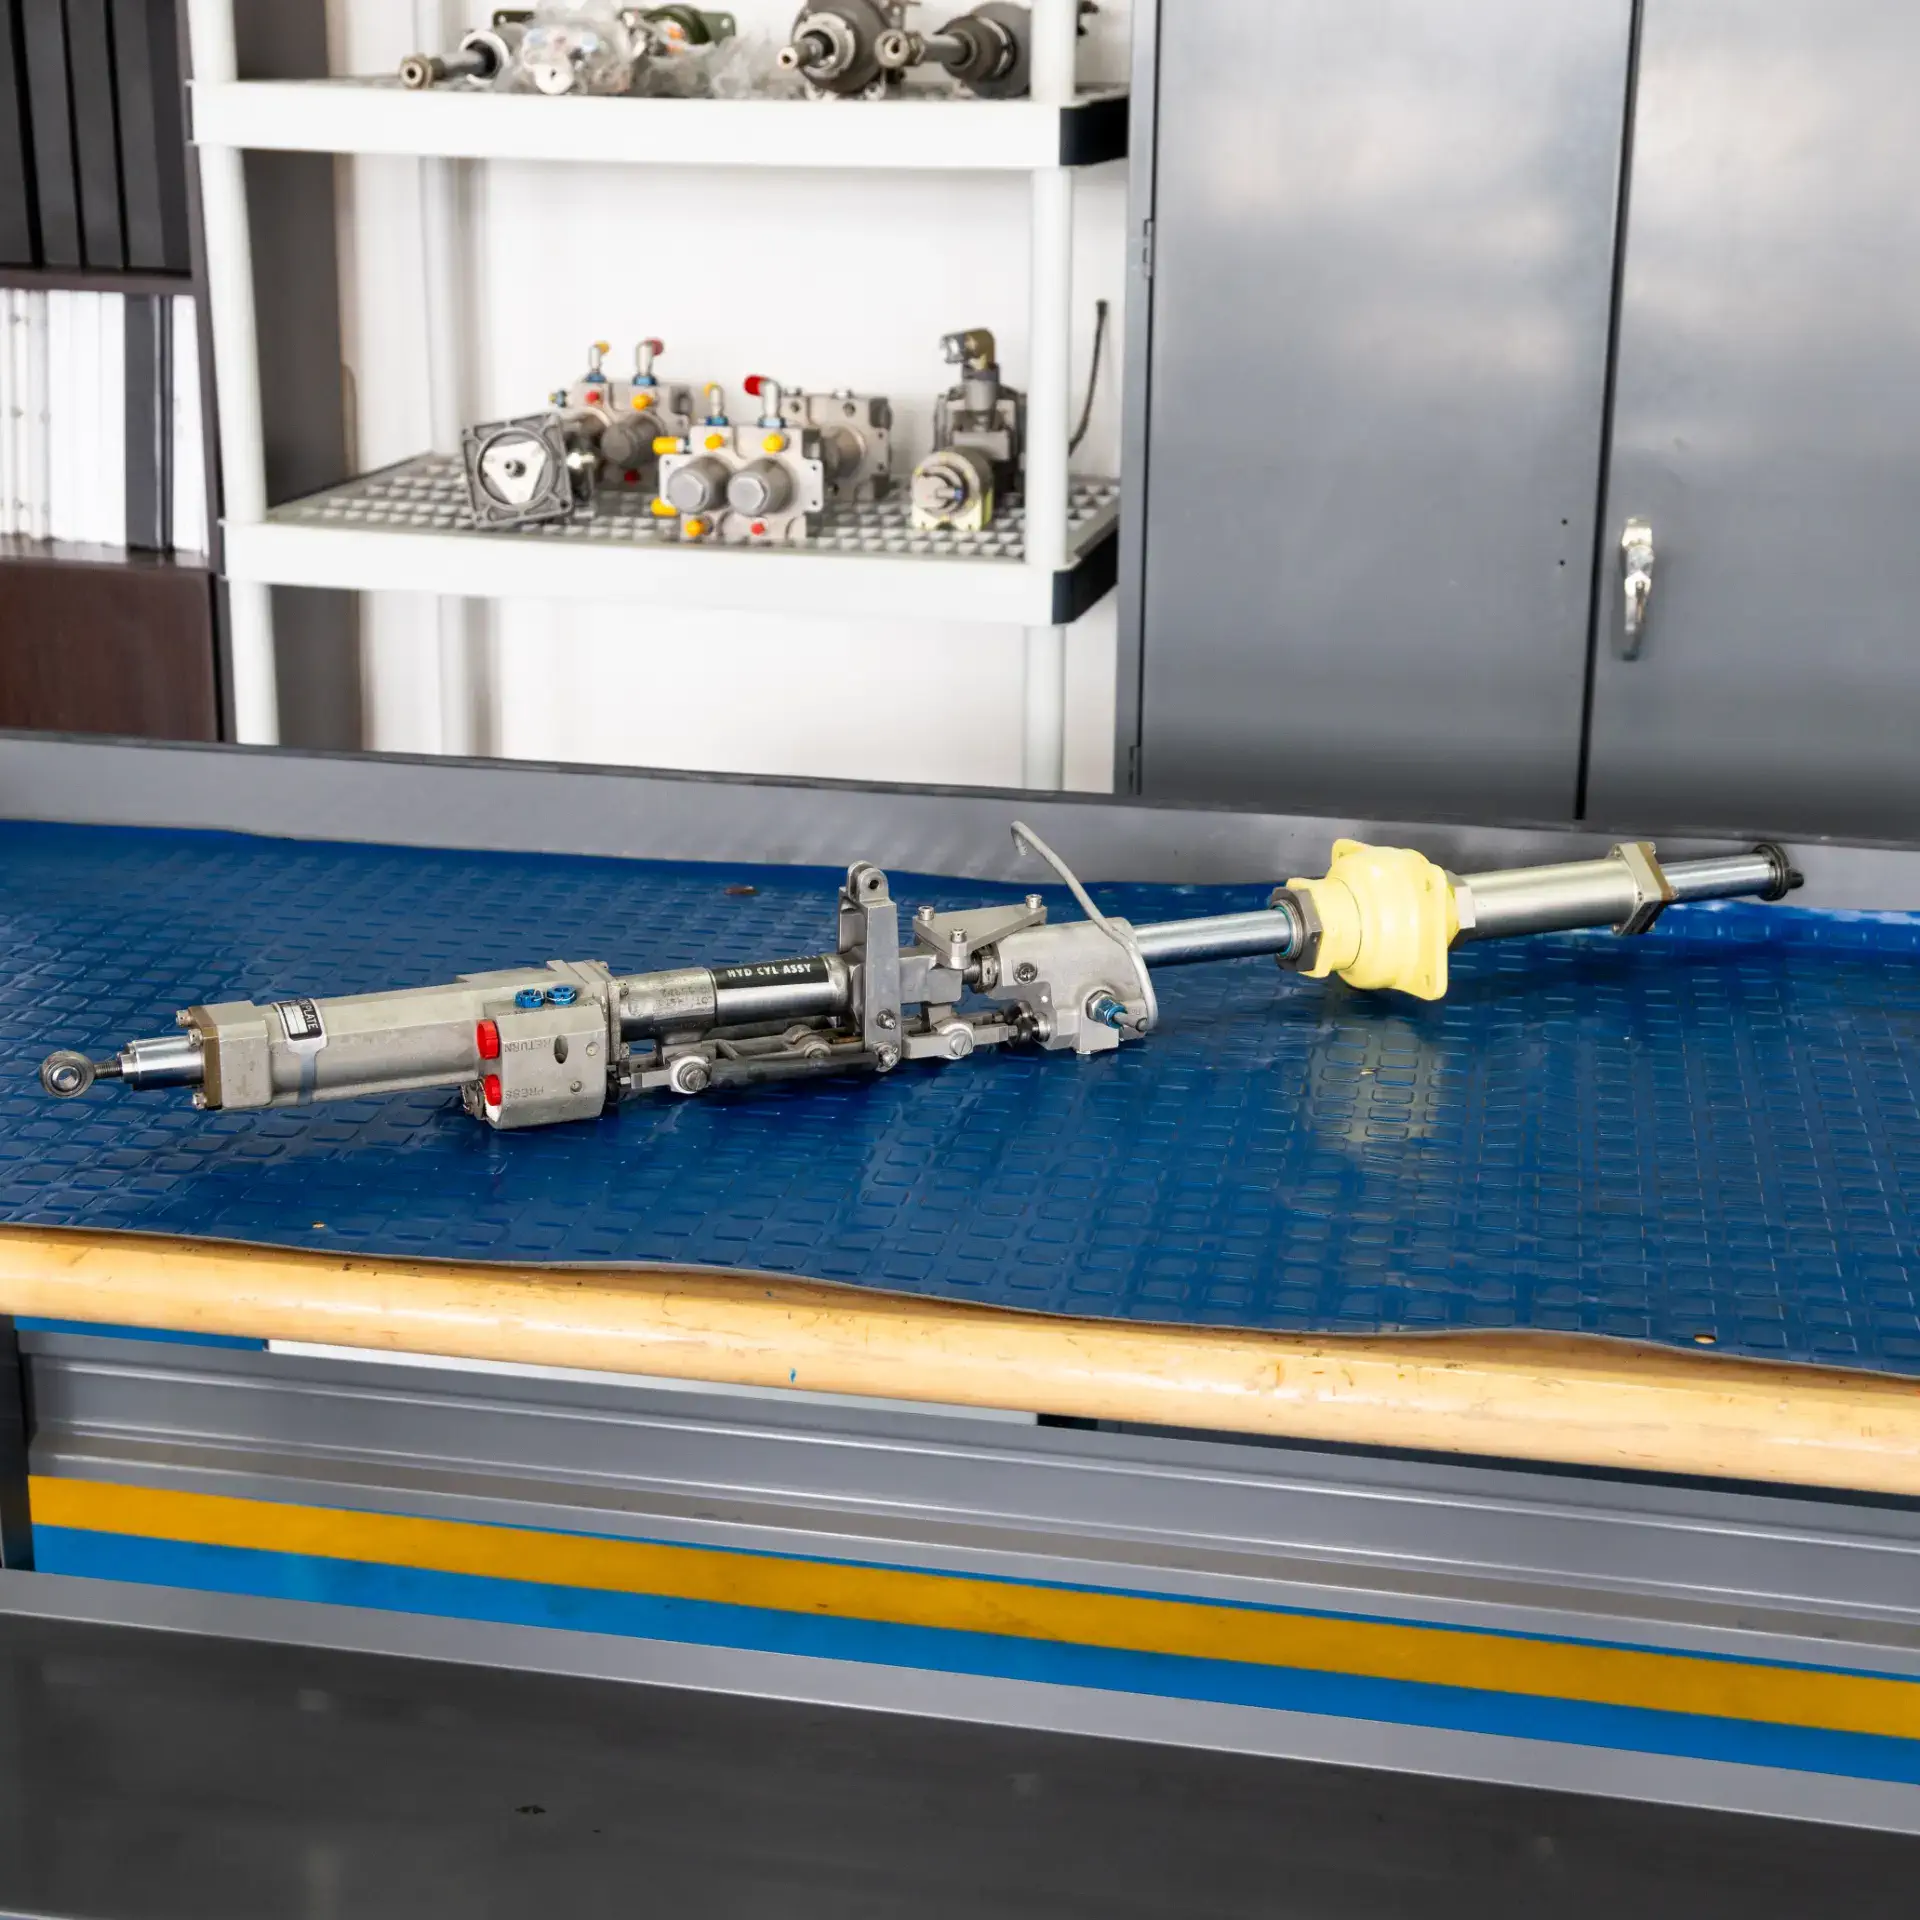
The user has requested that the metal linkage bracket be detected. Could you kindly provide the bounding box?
[911,898,1044,972]
[840,863,903,1071]
[1610,842,1676,937]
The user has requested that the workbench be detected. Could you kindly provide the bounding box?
[0,735,1916,1896]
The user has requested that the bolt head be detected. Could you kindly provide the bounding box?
[191,1092,208,1110]
[876,1009,897,1030]
[1025,894,1044,911]
[1014,961,1039,984]
[175,1010,192,1028]
[875,1046,900,1072]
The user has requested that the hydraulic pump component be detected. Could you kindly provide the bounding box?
[912,327,1023,531]
[399,11,532,90]
[785,390,893,504]
[400,6,734,95]
[42,830,1802,1135]
[461,411,604,529]
[876,0,1030,98]
[462,338,694,529]
[779,0,907,97]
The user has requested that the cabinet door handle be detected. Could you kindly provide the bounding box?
[1619,518,1655,659]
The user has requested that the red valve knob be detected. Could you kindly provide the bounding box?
[642,338,664,354]
[743,374,767,397]
[476,1019,500,1060]
[483,1073,503,1108]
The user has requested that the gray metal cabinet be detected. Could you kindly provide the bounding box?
[1584,1,1920,839]
[1121,0,1635,820]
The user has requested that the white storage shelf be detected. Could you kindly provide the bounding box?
[189,79,1128,172]
[233,457,1121,625]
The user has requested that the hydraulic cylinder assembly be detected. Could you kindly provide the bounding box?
[912,327,1024,531]
[41,828,1802,1134]
[400,7,736,95]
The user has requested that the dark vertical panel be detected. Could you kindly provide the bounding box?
[19,0,78,266]
[0,1319,31,1571]
[61,0,123,268]
[1135,0,1631,821]
[123,287,169,548]
[1585,0,1920,839]
[232,0,360,748]
[0,2,37,265]
[109,0,167,267]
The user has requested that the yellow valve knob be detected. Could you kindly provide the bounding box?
[684,517,709,538]
[651,435,683,456]
[631,395,653,413]
[593,341,610,355]
[704,432,726,451]
[649,499,678,517]
[762,432,787,454]
[1286,840,1460,1001]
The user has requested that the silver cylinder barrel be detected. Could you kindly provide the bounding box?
[618,956,850,1037]
[1133,908,1301,968]
[711,955,849,1026]
[1456,843,1794,943]
[1454,858,1644,943]
[618,968,719,1037]
[118,1034,205,1090]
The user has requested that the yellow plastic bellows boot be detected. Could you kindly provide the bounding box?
[1286,840,1460,1001]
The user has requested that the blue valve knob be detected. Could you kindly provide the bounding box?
[548,984,578,1007]
[514,988,545,1009]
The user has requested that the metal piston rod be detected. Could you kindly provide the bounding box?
[39,832,1800,1133]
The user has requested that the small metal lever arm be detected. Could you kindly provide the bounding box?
[1619,518,1655,660]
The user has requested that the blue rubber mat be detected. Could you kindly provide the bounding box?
[1,821,1916,1373]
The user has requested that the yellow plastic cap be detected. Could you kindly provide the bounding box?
[684,517,708,538]
[1286,840,1460,1001]
[651,435,682,456]
[703,432,726,451]
[649,499,677,517]
[762,432,787,454]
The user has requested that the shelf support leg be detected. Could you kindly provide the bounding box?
[1025,167,1075,585]
[1022,624,1067,790]
[186,0,277,743]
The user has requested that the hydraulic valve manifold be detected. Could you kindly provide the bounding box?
[654,377,891,543]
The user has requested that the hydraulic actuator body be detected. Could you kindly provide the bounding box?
[42,829,1802,1134]
[912,328,1024,531]
[656,378,890,544]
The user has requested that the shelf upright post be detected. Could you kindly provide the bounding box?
[1020,0,1077,790]
[184,0,279,745]
[414,0,492,760]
